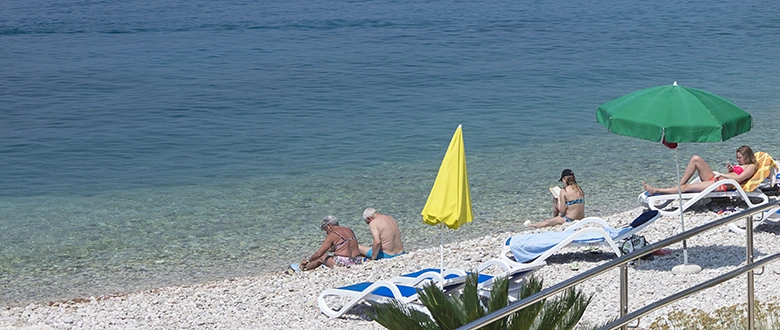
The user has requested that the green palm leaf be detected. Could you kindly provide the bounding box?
[537,288,571,329]
[371,299,437,330]
[484,276,509,330]
[508,276,545,330]
[555,288,594,330]
[418,282,466,329]
[461,273,487,324]
[371,273,601,330]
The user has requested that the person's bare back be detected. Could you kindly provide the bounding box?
[359,208,405,260]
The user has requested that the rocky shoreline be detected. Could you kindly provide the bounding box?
[2,206,779,330]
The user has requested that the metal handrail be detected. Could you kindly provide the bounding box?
[458,200,780,330]
[601,253,780,329]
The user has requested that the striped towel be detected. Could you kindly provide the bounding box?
[741,151,778,192]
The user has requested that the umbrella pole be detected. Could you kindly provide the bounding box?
[671,148,700,274]
[440,222,444,289]
[674,148,690,265]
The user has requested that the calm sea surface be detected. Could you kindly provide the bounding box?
[2,0,780,305]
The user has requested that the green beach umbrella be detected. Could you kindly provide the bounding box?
[596,81,753,273]
[597,81,753,143]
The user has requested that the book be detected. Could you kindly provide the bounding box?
[549,186,561,199]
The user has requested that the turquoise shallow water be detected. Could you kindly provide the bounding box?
[2,0,780,305]
[4,132,780,305]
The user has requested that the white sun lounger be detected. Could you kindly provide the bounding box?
[318,280,426,318]
[390,259,543,298]
[501,210,661,265]
[390,267,471,287]
[638,155,778,217]
[318,271,496,318]
[727,203,780,234]
[318,260,543,318]
[390,259,542,286]
[637,177,769,217]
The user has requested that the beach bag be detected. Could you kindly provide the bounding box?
[620,235,647,255]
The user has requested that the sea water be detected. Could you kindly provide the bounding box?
[2,0,780,306]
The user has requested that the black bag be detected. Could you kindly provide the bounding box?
[620,235,647,255]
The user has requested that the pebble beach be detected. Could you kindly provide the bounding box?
[2,205,779,330]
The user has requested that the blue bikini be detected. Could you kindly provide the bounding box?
[563,198,585,222]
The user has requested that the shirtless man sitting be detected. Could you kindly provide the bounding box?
[358,207,406,260]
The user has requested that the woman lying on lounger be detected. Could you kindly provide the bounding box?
[298,215,364,271]
[642,145,757,195]
[526,169,585,229]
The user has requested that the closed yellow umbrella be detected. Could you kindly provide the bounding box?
[421,124,473,276]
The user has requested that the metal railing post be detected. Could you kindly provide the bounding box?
[746,215,755,330]
[619,263,629,330]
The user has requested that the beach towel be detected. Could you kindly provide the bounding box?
[508,227,630,263]
[741,151,778,192]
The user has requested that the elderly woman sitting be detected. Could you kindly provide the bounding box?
[298,215,364,271]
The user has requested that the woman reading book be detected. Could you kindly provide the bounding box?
[525,169,585,228]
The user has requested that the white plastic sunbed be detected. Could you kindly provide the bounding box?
[318,280,426,318]
[318,259,542,318]
[318,270,495,318]
[638,155,779,217]
[727,203,780,234]
[390,259,543,298]
[501,210,661,265]
[637,177,769,218]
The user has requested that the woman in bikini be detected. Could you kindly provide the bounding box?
[527,169,585,229]
[642,145,757,195]
[299,215,363,271]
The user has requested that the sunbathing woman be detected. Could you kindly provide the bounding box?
[298,216,364,271]
[643,145,757,195]
[526,169,585,229]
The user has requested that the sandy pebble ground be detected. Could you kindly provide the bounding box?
[2,205,780,330]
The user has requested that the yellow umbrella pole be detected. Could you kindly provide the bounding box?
[439,222,444,289]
